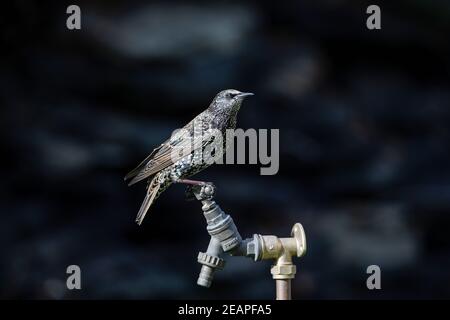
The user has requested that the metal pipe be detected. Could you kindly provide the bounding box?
[276,279,291,300]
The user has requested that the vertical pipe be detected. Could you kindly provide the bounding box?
[276,279,291,300]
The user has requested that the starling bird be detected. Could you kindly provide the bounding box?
[125,89,253,225]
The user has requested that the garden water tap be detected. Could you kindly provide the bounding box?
[191,182,307,299]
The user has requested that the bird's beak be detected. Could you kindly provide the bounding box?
[237,92,254,98]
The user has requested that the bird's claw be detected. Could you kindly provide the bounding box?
[184,182,215,201]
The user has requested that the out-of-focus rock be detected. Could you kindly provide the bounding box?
[86,4,258,59]
[318,205,419,268]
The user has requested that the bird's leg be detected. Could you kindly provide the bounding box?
[175,179,209,186]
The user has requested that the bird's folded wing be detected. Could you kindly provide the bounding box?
[124,144,163,181]
[125,129,215,186]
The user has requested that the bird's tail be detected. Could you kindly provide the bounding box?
[135,173,163,225]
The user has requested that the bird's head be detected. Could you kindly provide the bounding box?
[209,89,254,113]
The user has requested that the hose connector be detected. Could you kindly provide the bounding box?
[197,251,225,288]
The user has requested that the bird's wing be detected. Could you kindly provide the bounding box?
[123,144,164,181]
[125,116,214,186]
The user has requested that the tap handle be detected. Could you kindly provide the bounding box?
[291,223,307,258]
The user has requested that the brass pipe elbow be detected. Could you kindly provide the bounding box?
[256,223,307,280]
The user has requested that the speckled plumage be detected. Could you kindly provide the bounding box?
[125,89,253,225]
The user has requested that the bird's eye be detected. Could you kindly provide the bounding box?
[227,93,235,99]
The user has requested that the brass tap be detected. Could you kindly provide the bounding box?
[258,223,306,280]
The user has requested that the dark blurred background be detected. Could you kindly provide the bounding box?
[2,0,450,299]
